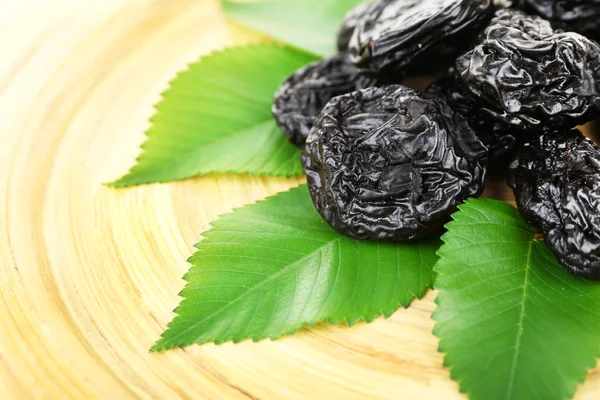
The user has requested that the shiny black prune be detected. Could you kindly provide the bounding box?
[348,0,495,74]
[513,0,600,41]
[425,71,518,165]
[456,9,600,133]
[302,85,488,241]
[509,130,600,279]
[272,53,378,148]
[337,1,374,52]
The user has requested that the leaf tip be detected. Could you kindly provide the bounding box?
[149,343,164,353]
[103,174,145,189]
[149,335,176,353]
[103,178,127,189]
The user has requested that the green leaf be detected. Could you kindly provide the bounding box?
[222,0,364,57]
[109,44,318,187]
[433,198,600,400]
[152,185,439,351]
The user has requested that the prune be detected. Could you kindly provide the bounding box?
[509,130,600,279]
[302,85,488,241]
[348,0,495,74]
[513,0,600,41]
[425,71,518,165]
[272,53,378,147]
[337,1,374,52]
[456,9,600,133]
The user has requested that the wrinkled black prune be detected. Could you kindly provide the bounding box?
[509,129,600,279]
[302,85,488,241]
[425,71,518,165]
[513,0,600,41]
[272,53,378,148]
[456,9,600,133]
[348,0,495,74]
[337,1,374,52]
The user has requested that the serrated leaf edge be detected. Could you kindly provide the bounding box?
[151,185,433,352]
[152,287,431,352]
[430,198,600,398]
[107,42,312,188]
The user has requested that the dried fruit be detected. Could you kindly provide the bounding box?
[456,9,600,133]
[337,1,373,52]
[513,0,600,41]
[509,129,600,279]
[349,0,494,74]
[272,53,378,147]
[425,71,518,165]
[302,85,488,241]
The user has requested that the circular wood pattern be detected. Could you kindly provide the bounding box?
[1,1,599,398]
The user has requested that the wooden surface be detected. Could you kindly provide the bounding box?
[1,1,599,399]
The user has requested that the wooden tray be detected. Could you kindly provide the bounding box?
[1,1,599,398]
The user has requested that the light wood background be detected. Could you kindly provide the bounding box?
[1,0,599,399]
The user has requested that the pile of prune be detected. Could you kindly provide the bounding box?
[272,0,600,280]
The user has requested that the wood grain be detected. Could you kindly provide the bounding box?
[1,0,599,398]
